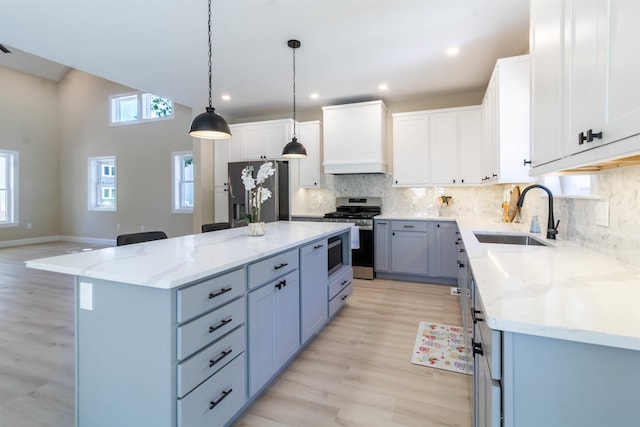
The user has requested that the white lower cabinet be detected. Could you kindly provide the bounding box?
[248,269,300,396]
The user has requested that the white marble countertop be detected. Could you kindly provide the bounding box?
[456,217,640,351]
[26,222,351,290]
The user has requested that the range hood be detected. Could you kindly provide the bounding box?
[322,100,388,174]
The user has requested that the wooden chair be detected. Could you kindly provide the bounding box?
[116,231,168,246]
[202,222,231,233]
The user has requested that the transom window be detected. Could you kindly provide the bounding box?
[89,156,117,211]
[0,150,18,226]
[110,92,174,125]
[172,152,194,213]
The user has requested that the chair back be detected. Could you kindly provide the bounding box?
[116,231,168,246]
[202,222,231,233]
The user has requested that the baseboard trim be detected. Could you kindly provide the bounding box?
[0,235,116,248]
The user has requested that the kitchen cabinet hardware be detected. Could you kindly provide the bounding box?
[403,225,415,228]
[275,280,287,290]
[209,287,232,299]
[472,340,484,356]
[523,159,532,166]
[273,262,288,270]
[340,294,349,301]
[578,131,587,145]
[587,129,603,142]
[313,244,324,249]
[209,317,232,333]
[458,262,465,269]
[209,348,233,368]
[472,309,483,323]
[492,173,497,178]
[437,224,440,228]
[341,280,349,286]
[209,388,233,410]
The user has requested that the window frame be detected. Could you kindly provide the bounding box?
[88,156,117,212]
[0,150,19,227]
[172,151,195,213]
[109,91,174,126]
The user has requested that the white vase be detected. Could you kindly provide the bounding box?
[247,222,266,236]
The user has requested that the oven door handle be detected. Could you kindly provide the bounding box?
[358,225,373,231]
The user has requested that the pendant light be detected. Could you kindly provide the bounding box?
[189,0,231,139]
[282,39,307,158]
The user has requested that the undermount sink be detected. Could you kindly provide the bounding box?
[473,231,550,247]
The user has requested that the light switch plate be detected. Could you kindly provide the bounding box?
[595,201,609,227]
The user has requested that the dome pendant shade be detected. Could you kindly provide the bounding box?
[189,107,231,139]
[282,136,307,158]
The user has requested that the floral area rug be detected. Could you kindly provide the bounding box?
[411,321,472,375]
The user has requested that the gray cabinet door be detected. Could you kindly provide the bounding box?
[374,220,390,272]
[300,239,328,344]
[429,222,459,278]
[391,230,428,275]
[248,270,300,396]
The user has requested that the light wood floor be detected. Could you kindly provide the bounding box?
[0,242,471,427]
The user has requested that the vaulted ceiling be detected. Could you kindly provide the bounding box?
[0,0,530,121]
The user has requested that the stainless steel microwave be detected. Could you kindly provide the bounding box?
[327,235,343,276]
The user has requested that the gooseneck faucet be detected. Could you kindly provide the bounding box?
[516,184,560,239]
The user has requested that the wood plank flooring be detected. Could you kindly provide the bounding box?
[0,242,471,427]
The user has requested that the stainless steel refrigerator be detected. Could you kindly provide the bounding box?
[227,161,290,228]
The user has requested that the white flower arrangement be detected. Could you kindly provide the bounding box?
[241,162,276,223]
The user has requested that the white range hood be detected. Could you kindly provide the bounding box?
[322,100,388,174]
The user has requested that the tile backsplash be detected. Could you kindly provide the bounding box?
[293,166,640,268]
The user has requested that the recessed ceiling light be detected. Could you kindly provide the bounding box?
[310,93,319,100]
[378,83,388,91]
[221,94,231,101]
[447,47,460,56]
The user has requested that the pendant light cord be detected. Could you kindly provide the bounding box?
[292,42,297,137]
[207,0,213,109]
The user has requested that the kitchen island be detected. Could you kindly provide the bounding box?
[454,217,640,427]
[26,221,353,427]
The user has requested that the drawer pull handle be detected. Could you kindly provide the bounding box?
[209,317,232,333]
[341,279,349,286]
[472,310,483,323]
[274,262,289,270]
[403,225,415,228]
[472,341,484,356]
[209,387,233,410]
[341,294,349,301]
[209,287,232,299]
[313,244,324,249]
[275,280,287,290]
[209,348,233,368]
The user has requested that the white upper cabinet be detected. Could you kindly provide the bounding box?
[239,119,294,161]
[430,106,483,186]
[392,111,430,186]
[297,121,324,188]
[530,0,565,166]
[483,55,534,183]
[322,100,387,174]
[530,0,640,174]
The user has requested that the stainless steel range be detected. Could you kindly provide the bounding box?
[323,197,381,280]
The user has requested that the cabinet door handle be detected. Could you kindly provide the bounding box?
[275,280,286,290]
[209,317,232,333]
[274,262,288,270]
[472,310,483,323]
[378,222,387,225]
[587,129,603,142]
[209,348,233,368]
[209,388,233,410]
[523,159,532,166]
[209,287,232,299]
[472,341,484,356]
[578,131,587,145]
[403,225,415,228]
[313,244,324,249]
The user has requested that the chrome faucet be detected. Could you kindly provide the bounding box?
[516,184,560,239]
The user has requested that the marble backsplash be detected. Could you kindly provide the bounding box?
[292,165,640,268]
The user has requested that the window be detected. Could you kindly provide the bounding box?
[110,92,173,125]
[0,150,18,226]
[172,152,194,213]
[89,156,117,211]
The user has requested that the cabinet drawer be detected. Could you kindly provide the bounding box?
[248,249,299,290]
[329,281,353,318]
[391,220,428,232]
[177,297,246,360]
[177,268,245,323]
[178,352,246,427]
[177,325,246,398]
[328,267,353,300]
[476,304,501,381]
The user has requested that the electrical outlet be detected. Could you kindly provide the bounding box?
[451,288,461,295]
[116,223,120,230]
[595,201,610,227]
[140,225,145,231]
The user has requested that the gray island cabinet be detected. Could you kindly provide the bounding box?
[26,222,353,427]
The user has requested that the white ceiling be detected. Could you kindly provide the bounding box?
[0,0,530,122]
